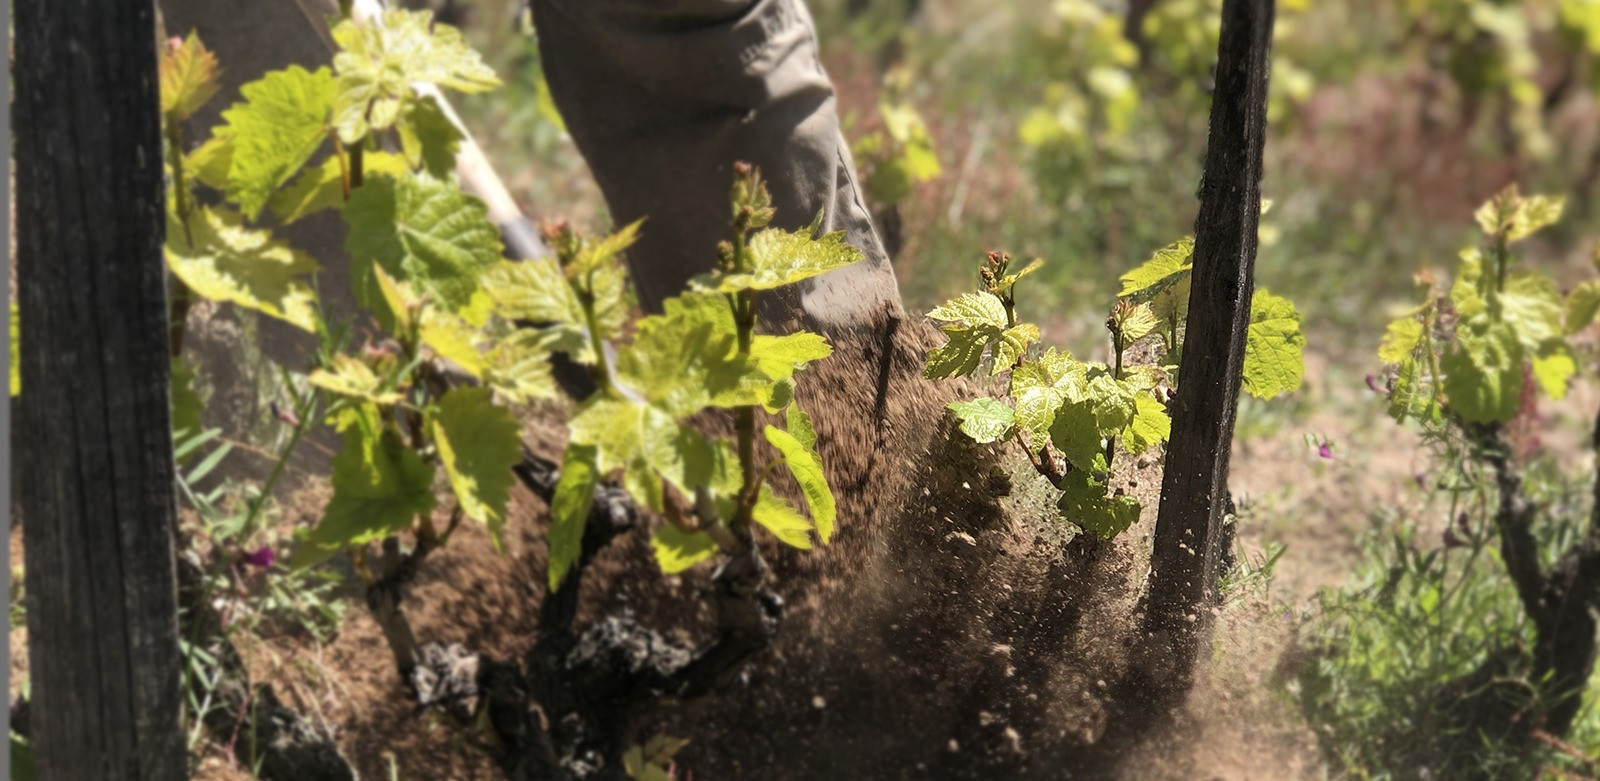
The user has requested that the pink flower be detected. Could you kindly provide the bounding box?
[1318,442,1334,460]
[241,546,277,569]
[1366,374,1387,394]
[270,401,301,428]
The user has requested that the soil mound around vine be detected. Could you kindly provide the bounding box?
[169,316,1319,780]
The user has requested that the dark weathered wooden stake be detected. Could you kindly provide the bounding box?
[14,1,186,778]
[1140,0,1274,688]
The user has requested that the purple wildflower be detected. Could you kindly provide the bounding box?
[241,546,277,569]
[1318,442,1334,460]
[1366,374,1387,394]
[1443,526,1466,549]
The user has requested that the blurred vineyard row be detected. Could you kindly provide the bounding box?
[425,0,1600,363]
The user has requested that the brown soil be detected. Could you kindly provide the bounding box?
[131,320,1339,780]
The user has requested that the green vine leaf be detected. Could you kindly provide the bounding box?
[1010,348,1087,443]
[753,486,814,550]
[1452,249,1489,320]
[993,323,1041,375]
[1387,357,1438,423]
[786,405,818,451]
[1057,469,1140,539]
[1118,237,1194,299]
[765,424,837,544]
[418,307,486,378]
[398,94,463,179]
[431,388,522,547]
[548,443,598,591]
[217,65,336,220]
[482,258,585,324]
[1474,186,1563,242]
[1531,340,1576,400]
[1499,273,1565,351]
[652,525,719,575]
[1242,289,1306,400]
[1124,394,1170,456]
[165,206,320,331]
[1087,373,1135,433]
[992,258,1044,299]
[568,397,716,513]
[927,291,1009,330]
[330,9,499,144]
[484,330,558,404]
[481,259,594,363]
[1441,318,1524,424]
[948,397,1015,444]
[345,172,503,314]
[568,220,644,280]
[187,136,236,193]
[269,152,409,225]
[1113,302,1160,346]
[694,223,864,293]
[1049,399,1107,475]
[308,353,403,406]
[1378,317,1424,364]
[924,291,1012,379]
[1565,280,1600,334]
[616,294,763,417]
[751,333,833,384]
[295,424,436,568]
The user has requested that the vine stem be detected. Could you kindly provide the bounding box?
[164,115,195,358]
[1105,327,1127,470]
[731,228,758,528]
[581,270,613,393]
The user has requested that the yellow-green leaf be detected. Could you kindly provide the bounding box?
[1119,237,1194,298]
[948,397,1015,444]
[765,424,837,544]
[651,525,719,575]
[431,388,522,546]
[753,486,814,550]
[419,307,486,378]
[165,206,320,331]
[1532,340,1577,400]
[218,65,336,219]
[1566,280,1600,334]
[344,172,503,314]
[1442,318,1524,424]
[1379,317,1425,364]
[548,443,597,591]
[330,9,499,144]
[308,353,402,405]
[269,151,409,225]
[993,323,1041,375]
[693,224,864,293]
[1242,289,1305,400]
[295,425,435,568]
[484,330,557,405]
[397,94,463,178]
[1124,394,1169,456]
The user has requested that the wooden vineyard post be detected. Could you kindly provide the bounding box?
[1140,0,1274,688]
[14,1,187,778]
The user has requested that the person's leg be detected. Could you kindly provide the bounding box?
[529,0,904,335]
